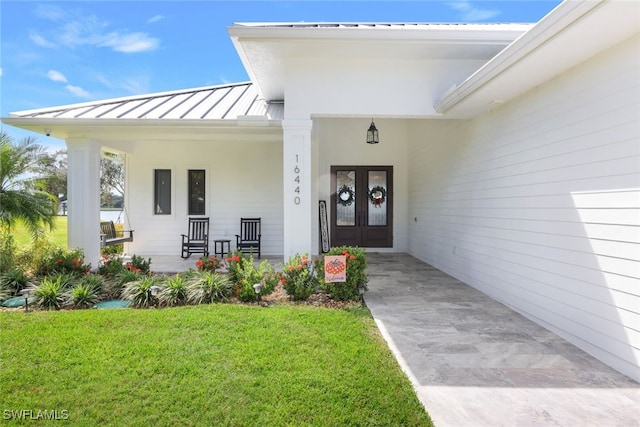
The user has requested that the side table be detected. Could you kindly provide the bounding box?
[214,239,231,259]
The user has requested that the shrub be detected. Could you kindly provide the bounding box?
[159,274,189,307]
[115,269,143,286]
[316,246,368,301]
[281,253,316,301]
[14,237,57,274]
[125,255,151,275]
[0,269,30,296]
[37,247,91,277]
[230,254,276,303]
[34,275,73,310]
[100,243,123,257]
[224,251,245,284]
[262,270,280,297]
[195,255,221,272]
[98,256,125,277]
[187,271,233,304]
[121,276,162,308]
[66,283,100,309]
[0,232,17,273]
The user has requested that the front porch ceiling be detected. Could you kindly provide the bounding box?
[3,118,283,148]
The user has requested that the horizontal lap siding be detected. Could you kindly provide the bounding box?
[408,35,640,381]
[126,140,283,257]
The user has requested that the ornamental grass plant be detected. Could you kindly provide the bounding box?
[66,282,100,309]
[121,276,162,308]
[159,274,189,307]
[186,271,233,304]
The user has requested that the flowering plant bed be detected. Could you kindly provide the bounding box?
[1,243,368,311]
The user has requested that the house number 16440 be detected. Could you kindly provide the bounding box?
[294,154,301,205]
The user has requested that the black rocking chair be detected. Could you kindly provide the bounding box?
[236,217,261,258]
[181,217,210,258]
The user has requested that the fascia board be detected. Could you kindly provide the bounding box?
[434,0,604,114]
[228,23,532,43]
[1,117,283,141]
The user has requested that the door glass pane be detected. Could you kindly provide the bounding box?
[188,169,205,215]
[336,170,355,226]
[368,170,387,226]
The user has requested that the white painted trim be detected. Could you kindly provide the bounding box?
[434,0,603,113]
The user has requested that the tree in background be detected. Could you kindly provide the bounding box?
[36,149,67,199]
[30,149,125,209]
[0,130,57,238]
[100,152,124,208]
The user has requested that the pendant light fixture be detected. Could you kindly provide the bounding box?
[366,119,379,144]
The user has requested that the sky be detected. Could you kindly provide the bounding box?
[0,0,561,150]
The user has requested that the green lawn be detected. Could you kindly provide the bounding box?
[12,216,68,248]
[1,304,432,426]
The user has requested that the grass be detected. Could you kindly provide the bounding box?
[12,216,68,248]
[1,304,433,426]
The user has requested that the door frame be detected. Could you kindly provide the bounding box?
[330,165,393,248]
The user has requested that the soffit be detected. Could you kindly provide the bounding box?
[228,23,532,101]
[434,0,640,118]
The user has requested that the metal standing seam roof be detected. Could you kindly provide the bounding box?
[9,82,284,121]
[232,22,531,30]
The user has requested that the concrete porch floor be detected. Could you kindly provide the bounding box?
[147,252,639,426]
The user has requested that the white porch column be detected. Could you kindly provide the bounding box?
[282,119,313,258]
[66,138,101,270]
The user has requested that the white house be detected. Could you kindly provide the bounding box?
[3,1,639,382]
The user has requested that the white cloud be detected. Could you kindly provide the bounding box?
[29,31,57,48]
[120,77,150,95]
[47,70,68,83]
[0,68,3,77]
[57,15,108,49]
[34,4,66,23]
[147,15,164,24]
[30,6,159,53]
[99,32,159,53]
[96,73,150,95]
[65,84,91,98]
[447,1,501,21]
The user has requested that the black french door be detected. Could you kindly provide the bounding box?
[330,166,393,247]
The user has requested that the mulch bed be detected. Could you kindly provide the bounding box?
[245,283,360,309]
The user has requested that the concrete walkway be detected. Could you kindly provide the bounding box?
[364,253,639,426]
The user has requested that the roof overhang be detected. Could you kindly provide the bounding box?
[434,0,640,118]
[228,23,532,101]
[2,117,283,143]
[1,82,284,141]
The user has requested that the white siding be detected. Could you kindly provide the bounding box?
[407,35,640,381]
[125,139,283,257]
